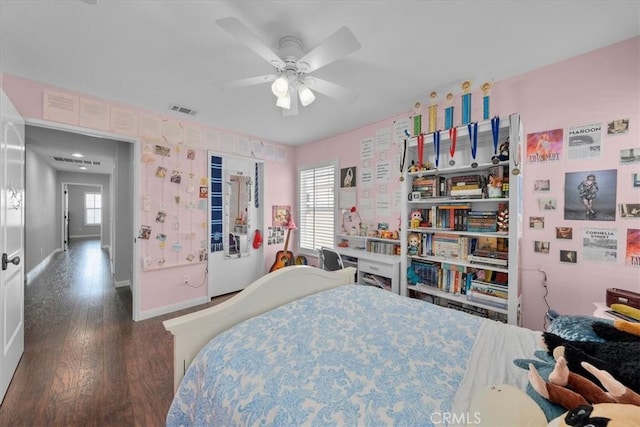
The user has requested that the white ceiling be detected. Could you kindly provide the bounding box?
[2,0,639,165]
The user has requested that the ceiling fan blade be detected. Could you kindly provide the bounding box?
[283,86,299,117]
[297,27,361,73]
[219,74,277,89]
[216,17,284,68]
[305,77,359,104]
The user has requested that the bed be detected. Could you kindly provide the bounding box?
[163,266,541,426]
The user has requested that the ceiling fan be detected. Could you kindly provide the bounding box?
[216,17,361,116]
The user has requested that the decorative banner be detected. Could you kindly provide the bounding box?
[427,91,438,133]
[413,102,422,136]
[210,155,224,252]
[481,81,493,120]
[461,80,472,125]
[444,92,454,130]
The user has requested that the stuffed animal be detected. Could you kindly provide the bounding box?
[541,329,640,393]
[527,356,640,410]
[468,383,640,427]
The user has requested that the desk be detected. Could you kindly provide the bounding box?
[335,247,401,294]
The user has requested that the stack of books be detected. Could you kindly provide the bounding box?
[466,210,498,232]
[449,174,483,198]
[467,280,508,309]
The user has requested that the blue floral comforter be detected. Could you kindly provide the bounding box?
[167,285,530,426]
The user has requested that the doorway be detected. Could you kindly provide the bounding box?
[23,121,138,317]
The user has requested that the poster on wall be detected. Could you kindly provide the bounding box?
[567,123,602,160]
[272,205,291,227]
[626,229,640,267]
[526,128,562,163]
[581,227,618,263]
[339,166,357,209]
[607,118,629,136]
[564,169,617,221]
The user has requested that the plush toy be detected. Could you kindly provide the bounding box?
[468,383,640,427]
[541,331,640,393]
[527,356,640,410]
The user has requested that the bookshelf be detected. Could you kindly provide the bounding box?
[400,114,524,325]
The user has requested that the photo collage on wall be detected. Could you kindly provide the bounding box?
[138,118,209,270]
[526,118,638,267]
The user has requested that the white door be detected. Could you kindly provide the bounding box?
[0,89,25,404]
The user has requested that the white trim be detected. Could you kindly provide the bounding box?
[26,248,62,284]
[69,234,101,239]
[24,118,137,143]
[132,138,141,321]
[114,279,130,288]
[24,118,140,323]
[139,296,210,321]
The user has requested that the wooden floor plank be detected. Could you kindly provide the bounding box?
[0,238,230,426]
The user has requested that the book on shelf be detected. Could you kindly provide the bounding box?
[467,254,508,267]
[467,290,508,309]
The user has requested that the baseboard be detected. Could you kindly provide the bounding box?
[137,296,210,321]
[26,248,62,283]
[69,234,101,239]
[114,279,130,288]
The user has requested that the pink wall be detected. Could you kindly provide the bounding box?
[297,37,640,330]
[1,74,296,317]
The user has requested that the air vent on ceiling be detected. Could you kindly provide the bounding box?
[169,104,197,116]
[52,156,101,166]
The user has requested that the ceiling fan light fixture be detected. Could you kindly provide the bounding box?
[276,92,291,109]
[298,84,316,107]
[271,76,289,98]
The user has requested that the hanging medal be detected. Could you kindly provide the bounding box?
[491,116,500,164]
[434,130,441,172]
[512,142,521,175]
[448,127,457,166]
[399,138,407,181]
[468,122,478,168]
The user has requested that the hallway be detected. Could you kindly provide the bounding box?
[0,238,217,426]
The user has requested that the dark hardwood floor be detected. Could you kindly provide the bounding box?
[0,238,231,426]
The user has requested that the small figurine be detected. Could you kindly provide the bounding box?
[409,210,422,229]
[498,137,510,161]
[408,233,421,256]
[408,161,419,173]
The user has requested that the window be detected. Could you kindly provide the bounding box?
[85,193,102,225]
[298,161,336,253]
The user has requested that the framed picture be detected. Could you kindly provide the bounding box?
[272,205,291,227]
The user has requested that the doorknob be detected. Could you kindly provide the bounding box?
[2,253,20,271]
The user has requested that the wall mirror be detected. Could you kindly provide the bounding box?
[224,172,252,258]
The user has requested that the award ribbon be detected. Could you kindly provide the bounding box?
[468,122,478,168]
[434,130,441,169]
[491,116,500,164]
[449,127,457,166]
[417,133,425,169]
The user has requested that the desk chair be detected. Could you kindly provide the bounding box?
[318,247,344,271]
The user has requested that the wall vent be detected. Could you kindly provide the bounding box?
[169,104,197,116]
[52,156,101,165]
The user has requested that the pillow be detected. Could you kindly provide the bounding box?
[547,315,613,343]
